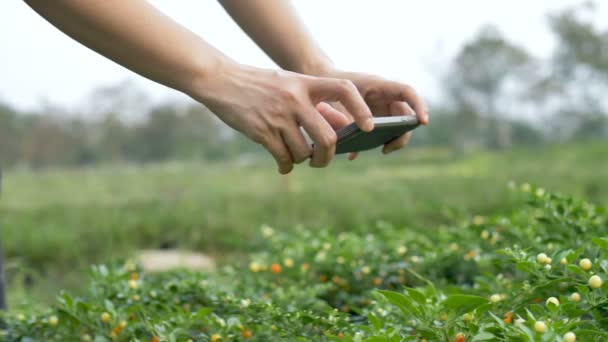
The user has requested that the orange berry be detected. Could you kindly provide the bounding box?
[503,312,513,324]
[337,332,345,339]
[454,332,466,342]
[242,329,252,339]
[301,263,310,271]
[130,272,139,280]
[151,336,160,342]
[211,334,221,342]
[270,263,282,274]
[372,277,383,286]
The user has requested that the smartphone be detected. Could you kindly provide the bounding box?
[335,116,420,154]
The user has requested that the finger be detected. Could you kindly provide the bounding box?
[384,102,415,154]
[262,134,294,174]
[281,125,312,164]
[316,102,351,130]
[297,106,337,168]
[310,78,374,132]
[371,81,429,125]
[317,102,359,161]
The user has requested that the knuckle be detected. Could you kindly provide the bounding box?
[318,131,337,148]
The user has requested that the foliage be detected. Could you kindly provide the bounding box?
[2,185,607,341]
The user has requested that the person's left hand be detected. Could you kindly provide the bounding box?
[315,69,429,159]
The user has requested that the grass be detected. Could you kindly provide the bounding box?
[1,141,607,307]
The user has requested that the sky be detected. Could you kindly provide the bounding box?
[1,0,605,113]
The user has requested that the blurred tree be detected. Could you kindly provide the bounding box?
[536,1,608,140]
[444,25,534,150]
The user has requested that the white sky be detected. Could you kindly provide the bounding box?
[1,0,605,113]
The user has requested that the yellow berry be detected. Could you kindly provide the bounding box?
[536,253,548,264]
[463,313,473,322]
[211,334,222,342]
[563,332,576,342]
[101,312,111,323]
[249,262,260,273]
[579,258,592,271]
[398,246,407,255]
[546,297,559,306]
[481,230,490,240]
[119,320,127,328]
[132,294,140,301]
[589,275,603,289]
[560,258,568,265]
[570,292,581,302]
[81,334,92,342]
[128,279,138,289]
[361,266,371,274]
[48,315,58,326]
[283,258,294,268]
[534,321,547,333]
[490,294,501,303]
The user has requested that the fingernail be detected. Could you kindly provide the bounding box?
[424,113,429,124]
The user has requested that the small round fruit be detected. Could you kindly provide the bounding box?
[579,258,592,271]
[48,315,58,326]
[560,258,568,265]
[546,297,560,306]
[563,332,576,342]
[537,253,548,264]
[242,329,252,339]
[534,321,547,333]
[270,263,282,274]
[211,334,222,342]
[101,312,111,323]
[589,275,603,289]
[128,279,138,289]
[454,332,466,342]
[490,294,501,303]
[570,292,581,302]
[462,313,473,322]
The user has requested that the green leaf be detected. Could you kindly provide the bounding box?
[378,290,421,317]
[471,332,496,341]
[516,261,537,273]
[405,287,426,305]
[104,299,114,312]
[592,237,608,249]
[368,313,382,331]
[442,294,488,315]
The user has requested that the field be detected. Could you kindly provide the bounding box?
[1,141,607,341]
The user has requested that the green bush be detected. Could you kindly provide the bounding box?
[2,185,607,341]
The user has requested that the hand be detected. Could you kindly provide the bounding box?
[315,69,429,159]
[189,63,374,174]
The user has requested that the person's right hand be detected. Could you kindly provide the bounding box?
[190,63,374,174]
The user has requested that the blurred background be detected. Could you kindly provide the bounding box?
[0,1,607,307]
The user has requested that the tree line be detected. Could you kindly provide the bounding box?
[1,3,606,169]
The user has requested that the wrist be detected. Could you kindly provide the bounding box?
[184,55,239,103]
[292,56,335,77]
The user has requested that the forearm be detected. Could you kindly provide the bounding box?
[219,0,333,75]
[25,0,232,96]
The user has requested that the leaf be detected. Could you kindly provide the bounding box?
[378,290,421,317]
[515,261,537,273]
[405,288,426,305]
[592,237,608,249]
[471,332,496,341]
[442,294,488,315]
[368,313,382,331]
[104,299,114,312]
